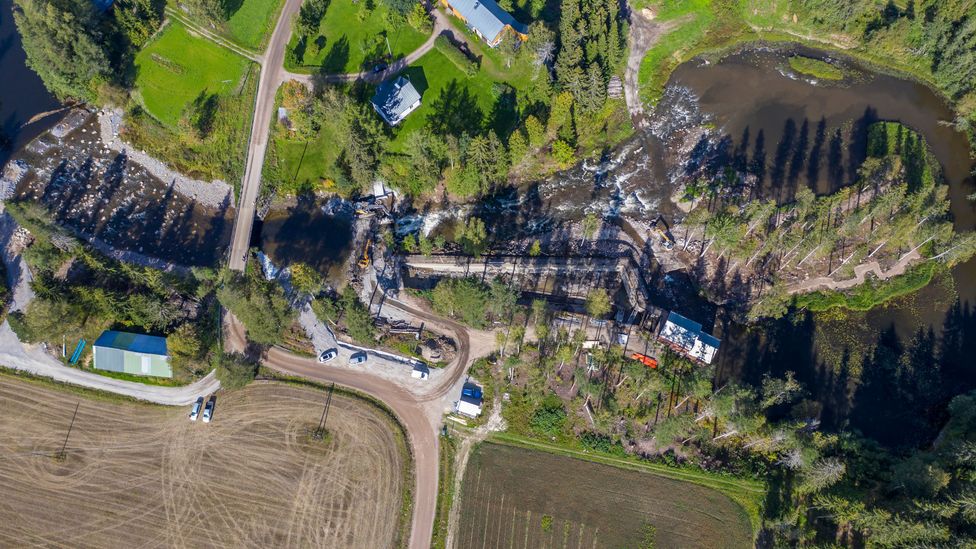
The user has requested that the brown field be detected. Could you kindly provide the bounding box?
[0,376,406,548]
[456,443,752,549]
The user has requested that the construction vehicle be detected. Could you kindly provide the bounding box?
[631,352,658,369]
[358,240,372,269]
[650,216,676,250]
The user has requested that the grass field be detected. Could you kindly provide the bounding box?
[225,0,285,49]
[788,55,845,80]
[0,377,407,548]
[457,442,753,549]
[285,0,427,74]
[134,21,251,127]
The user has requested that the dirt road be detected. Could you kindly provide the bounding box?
[624,8,683,127]
[0,377,405,548]
[226,294,495,549]
[0,322,219,405]
[227,0,304,271]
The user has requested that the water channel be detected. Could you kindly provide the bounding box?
[0,0,63,168]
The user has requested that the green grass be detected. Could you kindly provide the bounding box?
[387,48,503,151]
[637,0,718,106]
[285,0,427,74]
[795,262,942,314]
[79,366,188,387]
[224,0,285,49]
[488,433,765,537]
[134,21,251,127]
[788,55,845,80]
[430,434,458,549]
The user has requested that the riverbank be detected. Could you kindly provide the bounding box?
[635,1,976,156]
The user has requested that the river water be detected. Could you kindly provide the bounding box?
[0,0,63,168]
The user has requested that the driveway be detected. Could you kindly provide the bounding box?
[0,322,220,406]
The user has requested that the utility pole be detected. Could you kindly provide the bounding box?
[313,383,335,440]
[57,402,80,461]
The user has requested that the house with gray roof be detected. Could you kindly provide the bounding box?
[657,312,720,365]
[371,76,422,126]
[93,330,172,378]
[441,0,528,47]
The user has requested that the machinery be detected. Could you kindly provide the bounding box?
[650,215,675,250]
[358,239,372,269]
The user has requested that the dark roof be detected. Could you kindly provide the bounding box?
[448,0,526,41]
[462,382,482,399]
[92,0,115,11]
[93,330,168,356]
[371,76,421,124]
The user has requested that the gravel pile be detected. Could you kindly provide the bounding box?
[98,109,235,209]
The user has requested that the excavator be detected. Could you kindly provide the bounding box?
[358,239,372,269]
[650,215,676,250]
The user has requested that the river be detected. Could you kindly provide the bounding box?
[0,0,63,168]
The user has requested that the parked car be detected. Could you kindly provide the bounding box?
[411,363,430,380]
[202,396,216,423]
[189,396,204,421]
[318,348,338,363]
[349,352,367,365]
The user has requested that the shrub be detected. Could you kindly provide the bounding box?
[430,277,489,328]
[214,352,258,390]
[530,394,567,437]
[434,35,477,77]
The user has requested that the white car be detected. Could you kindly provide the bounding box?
[202,396,216,423]
[318,348,338,363]
[349,352,367,365]
[189,396,203,421]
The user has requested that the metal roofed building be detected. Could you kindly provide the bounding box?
[441,0,528,47]
[658,312,721,365]
[455,382,483,417]
[371,76,422,126]
[92,330,172,378]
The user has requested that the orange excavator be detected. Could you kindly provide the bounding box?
[631,353,658,369]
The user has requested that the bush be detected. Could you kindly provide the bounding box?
[216,265,295,346]
[339,286,375,344]
[214,352,258,390]
[434,35,477,77]
[530,394,567,437]
[430,277,489,328]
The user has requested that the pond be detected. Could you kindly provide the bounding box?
[0,0,63,168]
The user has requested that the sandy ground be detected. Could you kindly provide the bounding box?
[0,378,406,549]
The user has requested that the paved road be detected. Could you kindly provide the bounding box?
[227,0,305,271]
[0,323,220,405]
[226,294,489,549]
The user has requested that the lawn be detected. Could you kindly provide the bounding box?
[285,0,428,74]
[457,441,755,548]
[388,47,506,151]
[134,21,251,127]
[224,0,285,49]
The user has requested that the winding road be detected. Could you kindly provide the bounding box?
[226,295,492,549]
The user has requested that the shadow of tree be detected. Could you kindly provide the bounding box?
[426,79,483,137]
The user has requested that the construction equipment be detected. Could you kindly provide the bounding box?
[650,216,675,250]
[631,352,658,369]
[358,239,372,269]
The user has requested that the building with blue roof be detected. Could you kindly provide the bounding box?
[371,76,422,126]
[657,312,721,364]
[93,330,171,378]
[442,0,528,47]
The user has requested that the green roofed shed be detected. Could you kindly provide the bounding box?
[93,330,172,378]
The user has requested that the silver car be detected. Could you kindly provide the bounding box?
[202,396,216,423]
[349,352,367,365]
[189,396,203,421]
[318,348,338,363]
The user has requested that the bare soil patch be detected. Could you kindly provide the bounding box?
[0,377,406,548]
